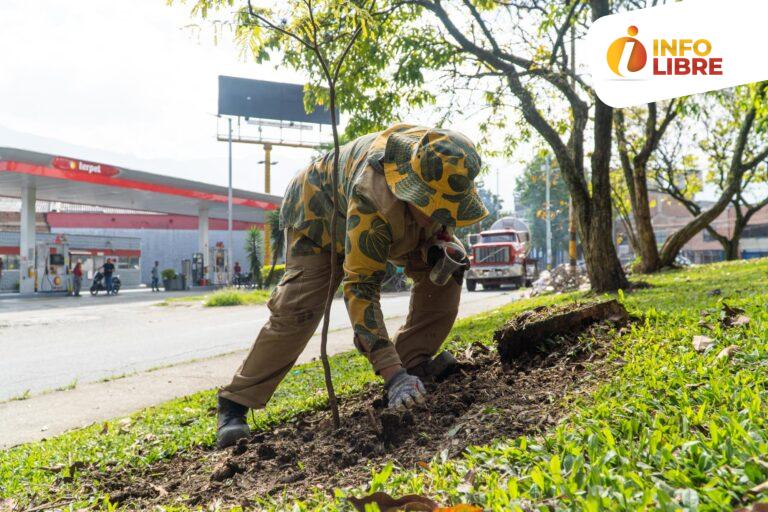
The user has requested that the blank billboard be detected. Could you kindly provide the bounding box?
[218,76,336,125]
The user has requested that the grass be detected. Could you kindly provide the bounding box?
[7,390,31,402]
[53,378,78,392]
[157,287,272,307]
[203,287,271,307]
[1,258,767,511]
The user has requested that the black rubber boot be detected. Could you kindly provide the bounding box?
[408,351,459,380]
[216,396,250,449]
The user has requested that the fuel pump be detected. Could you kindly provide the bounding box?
[191,252,205,286]
[210,242,229,286]
[36,235,71,293]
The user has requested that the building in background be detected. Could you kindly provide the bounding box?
[614,192,768,264]
[0,199,270,291]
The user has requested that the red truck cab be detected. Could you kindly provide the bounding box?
[465,228,533,291]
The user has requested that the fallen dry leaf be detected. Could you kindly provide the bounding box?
[693,335,715,352]
[348,492,438,511]
[734,503,768,512]
[731,314,751,328]
[750,479,768,495]
[721,302,750,328]
[348,491,482,512]
[716,345,740,361]
[150,483,168,497]
[0,498,16,512]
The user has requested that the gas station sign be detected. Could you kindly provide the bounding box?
[52,156,120,177]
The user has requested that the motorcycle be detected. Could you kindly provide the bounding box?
[90,271,122,295]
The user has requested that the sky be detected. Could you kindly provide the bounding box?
[0,0,523,211]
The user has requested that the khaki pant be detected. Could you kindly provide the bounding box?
[220,245,462,410]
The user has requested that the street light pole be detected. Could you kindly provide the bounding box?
[264,143,272,265]
[227,117,233,283]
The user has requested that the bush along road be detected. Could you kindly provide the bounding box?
[1,258,767,511]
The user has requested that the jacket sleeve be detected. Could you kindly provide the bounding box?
[342,193,402,372]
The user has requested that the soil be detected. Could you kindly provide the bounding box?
[69,305,627,510]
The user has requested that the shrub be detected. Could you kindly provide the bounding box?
[204,288,244,307]
[204,287,271,307]
[161,268,177,281]
[261,264,285,286]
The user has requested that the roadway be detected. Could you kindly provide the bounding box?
[0,287,515,402]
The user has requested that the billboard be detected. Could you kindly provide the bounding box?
[218,76,337,125]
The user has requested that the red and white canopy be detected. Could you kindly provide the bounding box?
[0,147,281,223]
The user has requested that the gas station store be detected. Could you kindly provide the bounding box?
[0,147,281,294]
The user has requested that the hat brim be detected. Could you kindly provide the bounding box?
[383,159,489,228]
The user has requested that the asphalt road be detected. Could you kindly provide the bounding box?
[0,287,513,401]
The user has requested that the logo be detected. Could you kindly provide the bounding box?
[52,157,120,177]
[606,25,723,79]
[586,0,765,108]
[607,26,647,77]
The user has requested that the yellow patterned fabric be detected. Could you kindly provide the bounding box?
[279,123,485,371]
[382,128,488,227]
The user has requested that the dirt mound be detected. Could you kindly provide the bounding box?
[495,300,629,362]
[69,309,624,510]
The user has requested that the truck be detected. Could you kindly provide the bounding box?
[465,217,537,291]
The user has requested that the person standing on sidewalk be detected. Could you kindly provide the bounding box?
[102,258,115,295]
[216,124,488,448]
[72,261,83,297]
[151,261,161,292]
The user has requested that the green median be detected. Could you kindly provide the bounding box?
[1,258,767,511]
[158,287,272,307]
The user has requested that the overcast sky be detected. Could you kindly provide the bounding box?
[0,0,522,210]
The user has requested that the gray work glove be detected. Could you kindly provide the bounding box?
[385,368,427,409]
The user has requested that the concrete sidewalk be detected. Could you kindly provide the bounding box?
[0,290,518,449]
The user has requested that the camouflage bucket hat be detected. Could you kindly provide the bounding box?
[381,128,489,227]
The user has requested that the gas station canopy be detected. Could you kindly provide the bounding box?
[0,147,281,223]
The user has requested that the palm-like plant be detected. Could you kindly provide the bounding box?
[264,209,285,287]
[245,226,264,289]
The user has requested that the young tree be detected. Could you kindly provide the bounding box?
[654,84,768,263]
[179,0,379,427]
[263,208,285,287]
[657,87,768,260]
[244,226,265,288]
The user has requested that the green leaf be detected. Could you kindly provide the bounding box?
[358,217,391,263]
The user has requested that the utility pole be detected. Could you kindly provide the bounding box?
[546,155,552,270]
[263,143,272,266]
[227,117,233,283]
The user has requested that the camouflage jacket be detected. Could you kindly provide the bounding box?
[280,124,441,371]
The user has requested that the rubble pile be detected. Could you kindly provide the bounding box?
[531,264,590,295]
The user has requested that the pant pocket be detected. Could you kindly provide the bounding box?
[267,269,305,312]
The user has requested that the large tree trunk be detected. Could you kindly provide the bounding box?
[723,239,740,260]
[588,97,629,291]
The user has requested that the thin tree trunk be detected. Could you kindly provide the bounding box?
[632,167,662,272]
[318,86,341,429]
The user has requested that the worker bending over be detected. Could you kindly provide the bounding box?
[216,123,488,448]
